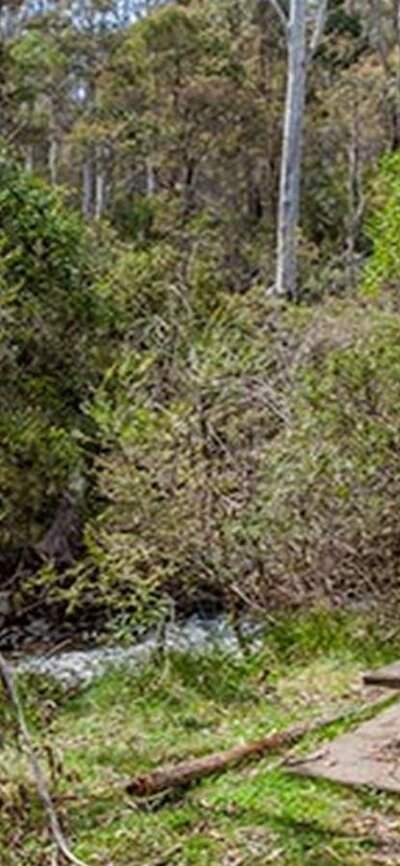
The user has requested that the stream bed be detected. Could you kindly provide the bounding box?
[14,616,260,689]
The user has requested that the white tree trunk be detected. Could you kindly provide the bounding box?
[82,155,94,218]
[49,138,58,186]
[95,145,105,221]
[146,157,156,196]
[275,0,307,298]
[346,99,363,288]
[25,144,34,173]
[94,169,105,221]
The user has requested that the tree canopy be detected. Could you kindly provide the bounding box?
[2,0,400,639]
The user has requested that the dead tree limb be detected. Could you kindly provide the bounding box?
[0,652,89,866]
[126,699,393,797]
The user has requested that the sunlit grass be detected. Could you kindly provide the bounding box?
[2,608,400,865]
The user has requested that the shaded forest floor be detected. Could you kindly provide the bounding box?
[2,609,400,865]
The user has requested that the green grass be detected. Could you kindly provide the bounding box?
[2,608,400,865]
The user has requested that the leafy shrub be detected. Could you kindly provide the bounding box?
[252,303,400,605]
[363,151,400,295]
[62,292,400,625]
[52,284,300,624]
[27,155,400,627]
[0,156,112,576]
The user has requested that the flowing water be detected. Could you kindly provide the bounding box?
[15,616,260,689]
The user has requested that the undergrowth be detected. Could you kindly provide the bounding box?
[1,608,400,865]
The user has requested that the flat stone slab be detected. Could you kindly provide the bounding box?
[363,661,400,689]
[289,702,400,793]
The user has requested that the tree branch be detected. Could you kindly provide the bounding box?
[265,0,289,39]
[0,652,89,866]
[309,0,329,58]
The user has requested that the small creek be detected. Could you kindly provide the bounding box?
[14,616,260,689]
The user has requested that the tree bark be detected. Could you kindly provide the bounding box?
[95,147,105,221]
[394,0,400,149]
[275,0,307,299]
[25,143,34,173]
[82,152,94,218]
[48,138,58,186]
[146,156,156,197]
[346,94,363,288]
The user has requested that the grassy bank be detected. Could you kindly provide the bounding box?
[2,609,400,865]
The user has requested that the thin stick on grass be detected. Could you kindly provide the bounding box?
[0,652,89,866]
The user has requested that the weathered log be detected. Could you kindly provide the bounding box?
[126,710,354,797]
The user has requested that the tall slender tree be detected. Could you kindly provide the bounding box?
[268,0,329,299]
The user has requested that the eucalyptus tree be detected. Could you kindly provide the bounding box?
[267,0,329,299]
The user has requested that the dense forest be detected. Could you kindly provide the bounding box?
[7,4,400,866]
[2,0,400,645]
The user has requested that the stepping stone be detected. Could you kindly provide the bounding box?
[363,661,400,689]
[288,702,400,793]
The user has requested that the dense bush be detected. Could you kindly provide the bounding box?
[0,156,113,579]
[363,152,400,296]
[3,0,400,644]
[58,289,400,625]
[252,304,400,604]
[75,289,293,623]
[11,145,400,631]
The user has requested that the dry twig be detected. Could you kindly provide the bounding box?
[0,652,89,866]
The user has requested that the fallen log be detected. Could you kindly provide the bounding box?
[127,693,398,798]
[126,708,356,797]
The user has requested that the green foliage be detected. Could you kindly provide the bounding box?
[59,286,290,623]
[1,0,400,632]
[56,281,400,622]
[363,152,400,295]
[0,155,112,569]
[252,302,400,602]
[18,140,400,627]
[10,30,67,82]
[326,0,363,40]
[1,610,399,865]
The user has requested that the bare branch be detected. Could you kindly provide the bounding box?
[366,0,391,76]
[0,653,90,866]
[265,0,289,39]
[309,0,329,58]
